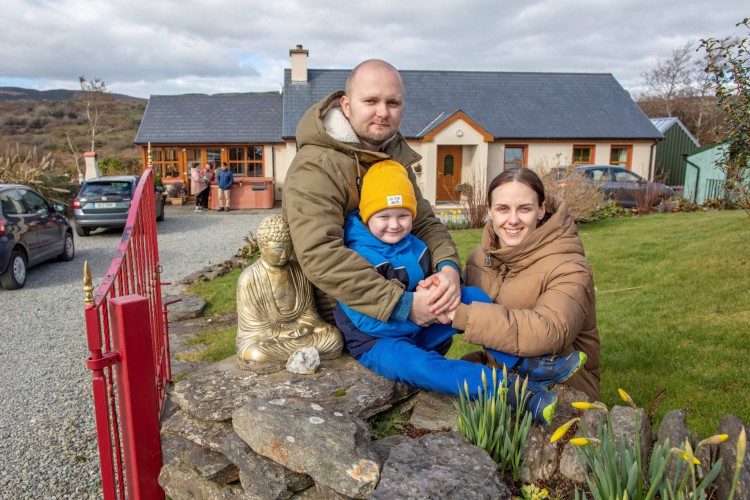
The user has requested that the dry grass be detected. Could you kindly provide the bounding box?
[0,143,76,205]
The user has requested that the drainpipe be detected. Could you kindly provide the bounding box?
[682,154,701,204]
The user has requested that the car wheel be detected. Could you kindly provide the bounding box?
[76,225,91,237]
[0,250,28,290]
[58,232,75,262]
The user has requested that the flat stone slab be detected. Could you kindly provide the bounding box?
[171,354,416,422]
[409,391,458,431]
[165,294,207,322]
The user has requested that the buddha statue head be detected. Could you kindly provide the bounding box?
[256,215,292,268]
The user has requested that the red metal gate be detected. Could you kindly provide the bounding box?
[84,166,172,499]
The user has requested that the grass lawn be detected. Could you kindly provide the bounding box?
[187,210,750,437]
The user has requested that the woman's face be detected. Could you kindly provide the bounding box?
[488,181,545,247]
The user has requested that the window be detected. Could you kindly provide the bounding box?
[610,146,632,168]
[0,189,26,215]
[206,149,222,168]
[185,148,202,169]
[229,146,264,177]
[504,145,527,169]
[20,189,50,214]
[572,145,595,165]
[151,147,180,179]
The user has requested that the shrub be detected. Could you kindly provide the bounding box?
[166,181,186,199]
[536,161,605,222]
[98,157,125,176]
[457,176,488,229]
[0,143,76,206]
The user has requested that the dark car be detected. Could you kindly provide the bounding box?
[556,165,674,208]
[73,175,165,236]
[0,184,75,289]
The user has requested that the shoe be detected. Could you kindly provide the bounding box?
[194,207,201,212]
[224,208,230,212]
[524,387,557,426]
[516,352,587,388]
[218,207,224,212]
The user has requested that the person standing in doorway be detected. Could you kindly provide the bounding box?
[216,162,234,212]
[190,163,208,212]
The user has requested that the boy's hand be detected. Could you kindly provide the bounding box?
[409,290,446,326]
[427,267,461,315]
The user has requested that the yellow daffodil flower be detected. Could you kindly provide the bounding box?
[549,417,580,443]
[618,388,637,409]
[698,434,729,447]
[570,437,600,446]
[571,401,608,411]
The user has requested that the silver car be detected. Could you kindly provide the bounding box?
[73,175,165,236]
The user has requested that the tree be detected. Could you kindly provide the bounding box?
[641,42,695,116]
[701,18,750,215]
[78,76,114,152]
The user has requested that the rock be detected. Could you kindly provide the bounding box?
[714,415,750,500]
[161,434,239,485]
[370,435,411,466]
[219,430,313,499]
[409,391,457,431]
[611,406,653,476]
[172,354,417,422]
[162,408,234,452]
[286,347,320,375]
[559,408,607,483]
[233,397,380,499]
[656,409,707,481]
[291,483,353,499]
[165,294,207,321]
[159,455,245,500]
[371,432,511,499]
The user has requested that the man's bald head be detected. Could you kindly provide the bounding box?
[345,59,404,97]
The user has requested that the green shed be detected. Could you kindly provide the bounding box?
[683,142,728,205]
[651,117,700,187]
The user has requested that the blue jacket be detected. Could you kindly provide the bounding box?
[334,211,432,357]
[215,168,234,190]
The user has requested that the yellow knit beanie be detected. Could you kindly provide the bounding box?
[359,160,417,223]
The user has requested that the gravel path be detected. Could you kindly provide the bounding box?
[0,204,279,498]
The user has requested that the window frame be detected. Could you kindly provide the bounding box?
[503,145,528,170]
[150,146,180,179]
[228,145,264,178]
[572,145,596,165]
[609,145,632,169]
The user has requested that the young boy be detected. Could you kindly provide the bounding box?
[333,160,586,425]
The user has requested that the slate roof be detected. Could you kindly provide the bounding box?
[134,92,283,144]
[650,117,700,147]
[282,69,662,141]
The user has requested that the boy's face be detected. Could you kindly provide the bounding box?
[366,207,413,244]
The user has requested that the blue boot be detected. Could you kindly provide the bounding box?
[523,381,557,426]
[517,352,587,389]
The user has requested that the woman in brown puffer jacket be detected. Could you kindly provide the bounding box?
[448,168,601,401]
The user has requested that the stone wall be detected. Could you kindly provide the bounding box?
[159,354,750,499]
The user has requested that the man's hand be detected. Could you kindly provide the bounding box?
[408,290,446,326]
[426,266,461,315]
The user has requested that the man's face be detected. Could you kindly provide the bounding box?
[260,239,292,267]
[341,64,404,152]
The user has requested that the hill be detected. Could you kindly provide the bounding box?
[0,86,141,102]
[0,88,147,176]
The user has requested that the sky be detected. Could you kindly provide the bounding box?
[0,0,747,99]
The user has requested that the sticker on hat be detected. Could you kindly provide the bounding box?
[387,195,403,206]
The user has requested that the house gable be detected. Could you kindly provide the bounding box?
[419,111,494,142]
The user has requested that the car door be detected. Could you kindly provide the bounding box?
[611,168,644,208]
[19,188,63,263]
[0,188,37,257]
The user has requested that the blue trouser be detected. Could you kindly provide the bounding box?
[357,286,521,400]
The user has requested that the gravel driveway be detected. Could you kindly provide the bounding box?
[0,203,279,498]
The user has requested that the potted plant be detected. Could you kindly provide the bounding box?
[166,182,186,205]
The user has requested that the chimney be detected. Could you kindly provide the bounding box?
[290,44,309,83]
[84,151,101,180]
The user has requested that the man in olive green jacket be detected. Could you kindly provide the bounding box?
[282,60,462,328]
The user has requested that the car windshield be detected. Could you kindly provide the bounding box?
[80,181,132,197]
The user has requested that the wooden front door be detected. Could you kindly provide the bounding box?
[436,146,462,201]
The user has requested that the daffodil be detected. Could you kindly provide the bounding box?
[698,434,729,447]
[672,448,701,465]
[738,427,747,468]
[571,401,608,411]
[618,388,637,409]
[549,417,580,443]
[570,437,600,446]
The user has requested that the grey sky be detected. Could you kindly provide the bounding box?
[0,0,746,98]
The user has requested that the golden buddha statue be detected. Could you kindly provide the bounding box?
[236,216,344,372]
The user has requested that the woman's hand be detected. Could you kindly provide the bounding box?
[426,267,461,315]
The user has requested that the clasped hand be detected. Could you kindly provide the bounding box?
[407,266,461,327]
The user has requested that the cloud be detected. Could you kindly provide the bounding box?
[0,0,746,98]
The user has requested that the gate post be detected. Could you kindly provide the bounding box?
[109,294,164,499]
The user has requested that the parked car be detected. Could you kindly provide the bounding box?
[73,175,165,236]
[0,184,75,289]
[555,165,674,208]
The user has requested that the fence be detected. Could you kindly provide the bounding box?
[83,166,171,499]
